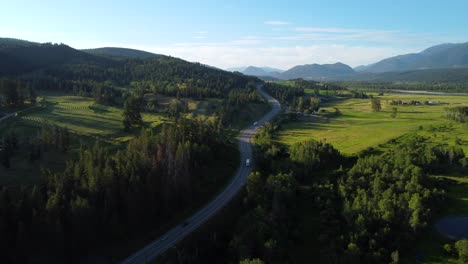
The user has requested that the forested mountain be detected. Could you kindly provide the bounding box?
[243,66,273,76]
[280,62,355,80]
[356,42,468,73]
[83,47,159,59]
[0,38,111,75]
[359,67,468,83]
[0,38,257,98]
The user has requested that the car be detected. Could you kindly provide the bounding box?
[245,158,250,167]
[253,121,258,126]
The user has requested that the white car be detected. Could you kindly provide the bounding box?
[245,158,251,167]
[253,121,258,126]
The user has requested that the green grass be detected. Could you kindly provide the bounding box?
[277,93,468,155]
[1,95,164,141]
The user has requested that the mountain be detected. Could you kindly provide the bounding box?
[355,68,468,83]
[0,37,258,98]
[280,62,355,80]
[226,66,247,72]
[227,66,284,76]
[357,42,468,73]
[83,47,158,59]
[243,66,270,76]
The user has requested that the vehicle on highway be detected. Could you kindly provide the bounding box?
[245,158,250,167]
[253,121,258,126]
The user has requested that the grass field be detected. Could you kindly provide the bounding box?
[0,95,164,141]
[276,93,468,155]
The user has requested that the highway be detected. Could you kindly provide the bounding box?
[120,85,281,264]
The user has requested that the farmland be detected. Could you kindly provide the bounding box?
[276,93,468,155]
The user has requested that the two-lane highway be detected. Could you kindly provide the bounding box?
[121,85,281,264]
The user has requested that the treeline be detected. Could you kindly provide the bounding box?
[341,82,468,93]
[219,83,266,126]
[0,117,235,263]
[264,82,321,113]
[445,106,467,123]
[0,79,37,107]
[1,123,70,168]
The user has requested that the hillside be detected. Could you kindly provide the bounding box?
[0,38,111,75]
[280,62,355,80]
[0,38,258,98]
[357,42,468,73]
[366,67,468,83]
[83,47,159,59]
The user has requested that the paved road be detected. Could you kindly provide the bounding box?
[0,103,41,123]
[120,85,281,264]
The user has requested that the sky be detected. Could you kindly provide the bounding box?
[1,0,468,69]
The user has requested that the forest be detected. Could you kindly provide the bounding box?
[0,116,241,263]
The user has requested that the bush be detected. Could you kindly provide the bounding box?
[444,243,454,255]
[455,240,468,262]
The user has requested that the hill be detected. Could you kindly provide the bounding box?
[0,38,258,98]
[82,47,159,59]
[357,42,468,73]
[280,62,355,80]
[0,38,111,75]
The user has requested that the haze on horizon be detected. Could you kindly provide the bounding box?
[2,0,468,69]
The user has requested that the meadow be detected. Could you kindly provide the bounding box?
[277,93,468,155]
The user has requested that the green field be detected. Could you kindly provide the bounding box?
[277,93,468,155]
[0,95,164,141]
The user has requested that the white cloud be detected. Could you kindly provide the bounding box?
[264,20,291,26]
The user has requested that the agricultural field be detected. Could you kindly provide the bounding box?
[276,93,468,155]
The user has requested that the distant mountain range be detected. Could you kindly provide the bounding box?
[280,63,354,80]
[231,42,468,82]
[356,42,468,73]
[227,66,284,75]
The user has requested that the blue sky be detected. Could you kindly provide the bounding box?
[2,0,468,69]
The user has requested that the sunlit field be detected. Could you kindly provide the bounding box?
[277,93,468,155]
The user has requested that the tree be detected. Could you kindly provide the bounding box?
[390,107,398,118]
[371,97,382,112]
[455,240,468,263]
[122,96,143,130]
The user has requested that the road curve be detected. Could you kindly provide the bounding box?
[120,85,281,264]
